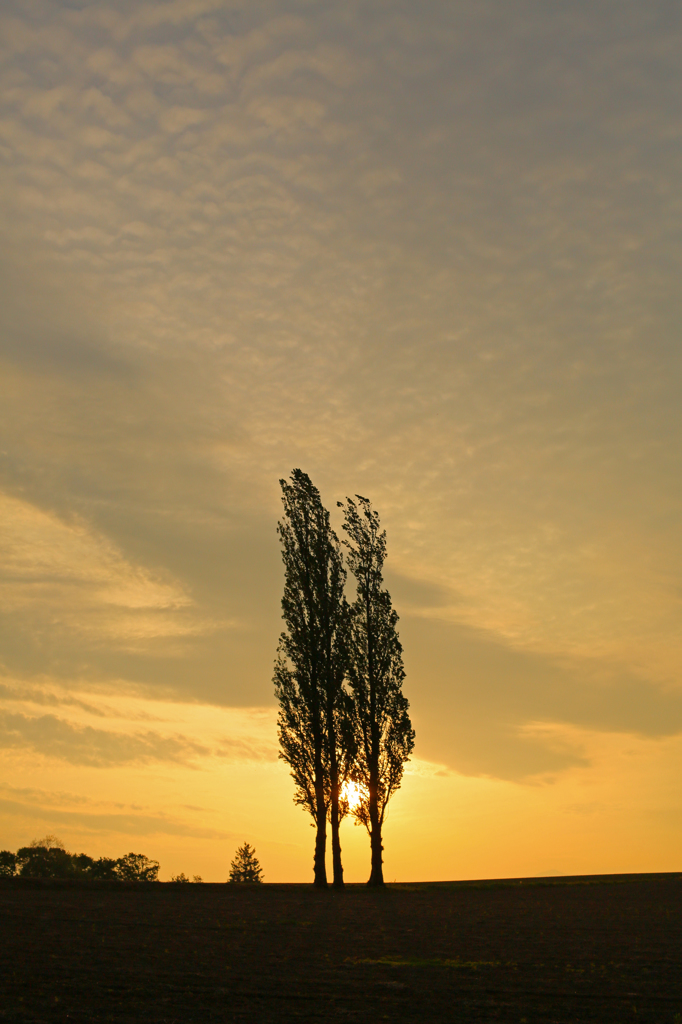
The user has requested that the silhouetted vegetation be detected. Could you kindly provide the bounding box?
[114,852,160,882]
[0,836,159,881]
[340,496,415,886]
[275,470,414,887]
[274,470,353,888]
[0,850,17,877]
[228,842,263,883]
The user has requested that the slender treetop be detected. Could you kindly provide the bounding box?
[340,494,415,884]
[275,469,349,886]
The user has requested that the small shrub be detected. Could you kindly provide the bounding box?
[170,873,190,883]
[228,842,263,884]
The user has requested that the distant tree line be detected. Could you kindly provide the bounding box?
[0,835,262,884]
[0,836,160,881]
[275,470,415,888]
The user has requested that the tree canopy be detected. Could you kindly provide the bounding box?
[340,495,415,885]
[0,838,159,881]
[229,842,263,883]
[274,470,415,886]
[274,469,352,887]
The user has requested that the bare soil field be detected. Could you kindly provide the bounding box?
[1,873,681,1023]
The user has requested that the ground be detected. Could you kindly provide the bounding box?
[1,873,681,1022]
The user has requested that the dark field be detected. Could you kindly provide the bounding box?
[1,873,681,1023]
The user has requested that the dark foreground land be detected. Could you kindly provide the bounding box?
[1,873,682,1023]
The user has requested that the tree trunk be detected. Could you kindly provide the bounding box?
[313,720,328,887]
[366,815,382,888]
[330,778,344,887]
[327,699,344,887]
[366,577,383,886]
[314,809,327,887]
[367,729,383,886]
[330,801,343,887]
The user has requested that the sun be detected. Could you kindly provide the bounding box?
[341,781,364,811]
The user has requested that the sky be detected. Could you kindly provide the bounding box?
[1,0,681,882]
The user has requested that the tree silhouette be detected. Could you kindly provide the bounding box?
[115,853,159,882]
[339,495,415,886]
[32,834,63,849]
[90,857,119,881]
[228,843,263,883]
[17,836,75,879]
[274,469,351,888]
[1,838,159,881]
[0,851,17,877]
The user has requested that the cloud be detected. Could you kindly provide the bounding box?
[0,682,279,766]
[0,710,210,766]
[0,0,680,797]
[384,570,459,612]
[0,491,203,652]
[246,95,326,131]
[159,105,210,133]
[0,792,228,839]
[0,682,116,718]
[214,735,278,762]
[240,45,358,93]
[404,615,682,780]
[131,0,239,35]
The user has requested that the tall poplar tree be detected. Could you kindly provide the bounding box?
[274,469,350,887]
[340,495,415,886]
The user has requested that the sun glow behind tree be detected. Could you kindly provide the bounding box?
[275,472,414,885]
[342,780,365,813]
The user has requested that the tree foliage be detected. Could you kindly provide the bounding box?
[340,495,415,886]
[0,851,17,877]
[0,837,159,881]
[228,842,263,883]
[274,469,352,887]
[115,853,160,882]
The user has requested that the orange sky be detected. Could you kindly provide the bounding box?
[1,0,681,882]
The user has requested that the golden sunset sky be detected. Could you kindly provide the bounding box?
[1,0,681,882]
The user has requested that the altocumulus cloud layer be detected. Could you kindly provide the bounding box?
[0,782,231,840]
[1,0,681,780]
